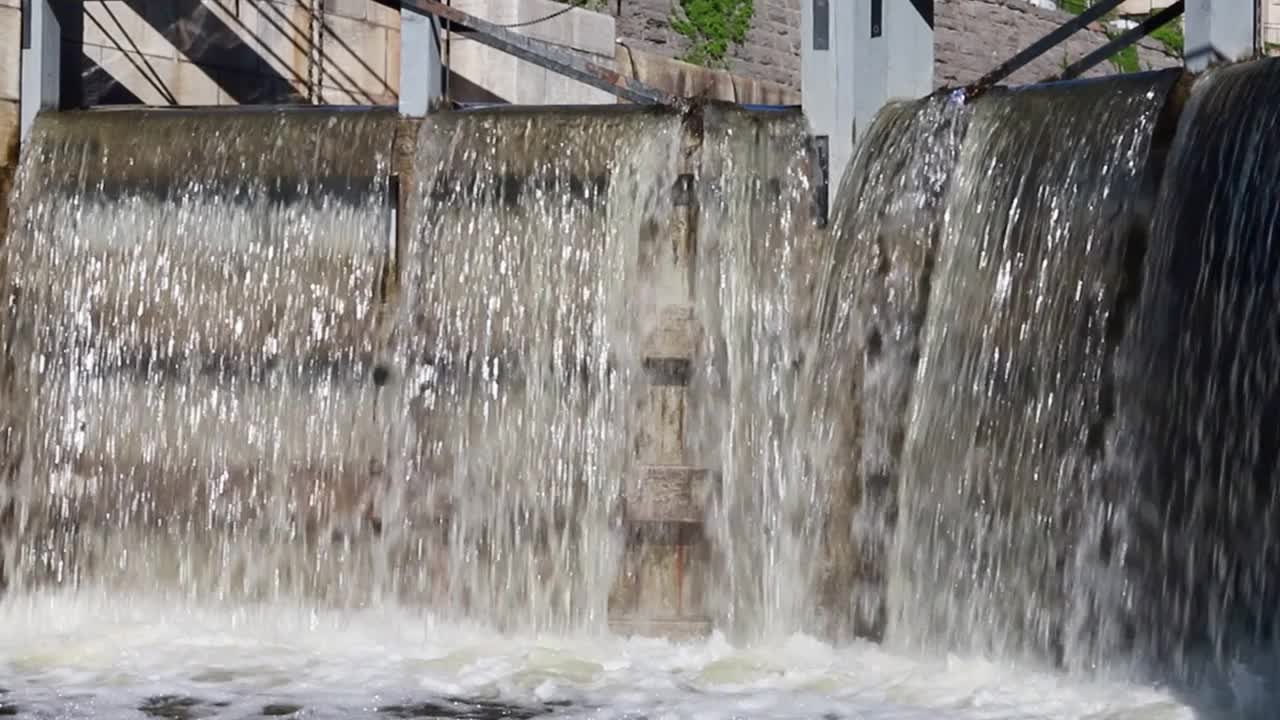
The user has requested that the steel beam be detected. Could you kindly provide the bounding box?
[1058,2,1185,81]
[1184,0,1256,72]
[20,0,61,139]
[802,0,933,204]
[399,0,677,106]
[400,6,443,116]
[972,0,1126,92]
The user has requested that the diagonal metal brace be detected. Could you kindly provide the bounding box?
[970,0,1127,93]
[400,0,679,106]
[1057,1,1185,81]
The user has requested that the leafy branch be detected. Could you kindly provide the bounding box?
[670,0,755,68]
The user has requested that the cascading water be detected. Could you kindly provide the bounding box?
[813,92,970,642]
[889,71,1183,670]
[1108,58,1280,694]
[690,105,826,640]
[0,68,1254,720]
[1,108,398,606]
[391,107,682,632]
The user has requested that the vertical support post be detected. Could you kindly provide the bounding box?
[401,8,444,116]
[1184,0,1256,71]
[802,0,933,193]
[20,0,61,139]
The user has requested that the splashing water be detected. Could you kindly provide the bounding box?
[2,108,398,606]
[1107,58,1280,695]
[690,105,826,640]
[390,107,683,632]
[5,64,1280,719]
[889,71,1184,671]
[815,93,971,643]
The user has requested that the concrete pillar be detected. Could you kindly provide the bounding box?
[400,9,444,116]
[802,0,933,192]
[20,0,61,139]
[1184,0,1256,72]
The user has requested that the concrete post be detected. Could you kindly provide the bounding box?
[1184,0,1257,72]
[400,9,444,116]
[19,0,60,139]
[802,0,933,193]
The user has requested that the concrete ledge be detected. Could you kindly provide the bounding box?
[616,45,800,105]
[624,466,713,525]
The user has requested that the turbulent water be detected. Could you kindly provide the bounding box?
[0,591,1195,720]
[690,106,825,640]
[891,71,1183,670]
[816,93,970,642]
[6,60,1280,720]
[1107,58,1280,689]
[395,107,682,631]
[1,108,398,604]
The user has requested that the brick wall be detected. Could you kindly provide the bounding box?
[936,0,1181,87]
[617,0,1181,92]
[617,0,802,90]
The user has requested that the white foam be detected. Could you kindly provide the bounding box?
[0,589,1193,719]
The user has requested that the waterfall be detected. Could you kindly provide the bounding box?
[1,108,398,607]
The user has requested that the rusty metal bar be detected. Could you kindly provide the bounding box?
[971,0,1127,92]
[1058,1,1185,80]
[398,0,679,105]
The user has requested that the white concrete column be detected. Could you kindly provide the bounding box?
[1184,0,1256,72]
[401,9,444,116]
[802,0,933,192]
[20,0,60,139]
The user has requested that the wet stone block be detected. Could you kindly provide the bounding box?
[377,697,560,720]
[624,467,713,525]
[643,306,696,364]
[261,703,303,716]
[139,695,228,720]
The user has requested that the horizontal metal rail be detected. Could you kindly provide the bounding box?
[1059,1,1185,80]
[399,0,679,105]
[970,0,1127,92]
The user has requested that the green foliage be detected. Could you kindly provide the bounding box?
[670,0,755,67]
[1109,43,1140,73]
[1150,21,1184,56]
[1060,0,1089,14]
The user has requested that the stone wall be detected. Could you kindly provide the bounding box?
[616,0,802,90]
[617,0,1181,92]
[935,0,1181,87]
[617,45,800,104]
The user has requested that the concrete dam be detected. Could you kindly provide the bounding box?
[2,52,1280,718]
